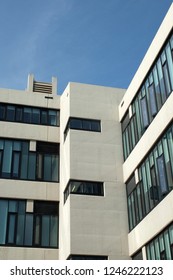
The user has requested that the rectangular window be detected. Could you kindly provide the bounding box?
[140,96,149,129]
[148,83,157,116]
[0,103,60,127]
[0,199,59,248]
[0,139,59,182]
[64,117,101,139]
[6,106,15,121]
[64,180,104,203]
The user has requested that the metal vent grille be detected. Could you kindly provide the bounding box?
[33,81,52,94]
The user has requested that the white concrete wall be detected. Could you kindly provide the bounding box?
[60,82,129,260]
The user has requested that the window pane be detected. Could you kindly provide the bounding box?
[2,140,13,178]
[140,96,149,129]
[12,152,20,178]
[149,84,157,116]
[157,155,168,196]
[41,110,48,125]
[9,200,18,212]
[91,120,101,131]
[34,215,41,246]
[48,110,57,126]
[16,214,25,245]
[51,155,59,181]
[15,107,23,122]
[37,154,43,180]
[24,214,33,246]
[157,59,167,103]
[71,181,83,193]
[163,63,171,96]
[13,141,21,151]
[70,118,82,129]
[7,214,16,244]
[0,104,6,120]
[50,216,58,247]
[6,105,15,121]
[166,43,173,90]
[0,200,8,244]
[41,215,50,247]
[82,120,91,130]
[20,142,29,179]
[43,155,52,181]
[28,153,36,180]
[23,108,32,123]
[32,108,40,124]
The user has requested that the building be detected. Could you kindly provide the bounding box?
[0,3,173,260]
[119,3,173,260]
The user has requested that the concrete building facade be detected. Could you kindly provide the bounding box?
[0,3,173,260]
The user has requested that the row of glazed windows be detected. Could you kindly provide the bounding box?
[0,138,59,182]
[64,117,101,140]
[127,123,173,231]
[146,223,173,260]
[0,199,59,248]
[64,180,104,203]
[0,103,60,126]
[122,31,173,160]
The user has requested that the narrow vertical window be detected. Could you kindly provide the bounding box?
[157,155,168,196]
[140,96,149,130]
[149,83,157,116]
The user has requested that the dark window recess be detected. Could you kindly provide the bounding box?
[67,255,108,260]
[64,117,101,140]
[64,180,104,203]
[0,199,59,248]
[0,103,60,127]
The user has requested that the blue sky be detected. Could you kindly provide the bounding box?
[0,0,172,94]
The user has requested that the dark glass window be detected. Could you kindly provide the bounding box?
[64,180,104,203]
[6,105,15,121]
[0,103,60,127]
[23,108,32,123]
[0,104,5,120]
[0,199,59,248]
[32,108,40,124]
[64,117,101,140]
[0,139,59,182]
